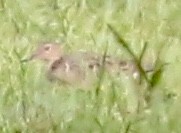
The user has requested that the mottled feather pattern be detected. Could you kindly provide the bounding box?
[24,43,152,87]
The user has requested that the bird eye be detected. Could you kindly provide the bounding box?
[44,45,51,51]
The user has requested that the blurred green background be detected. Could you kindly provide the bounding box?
[0,0,180,132]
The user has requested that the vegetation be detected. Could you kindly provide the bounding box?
[0,0,180,132]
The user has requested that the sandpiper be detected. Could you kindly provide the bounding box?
[22,43,152,87]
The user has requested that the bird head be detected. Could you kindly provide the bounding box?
[22,43,63,63]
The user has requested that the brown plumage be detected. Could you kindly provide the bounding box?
[22,43,151,87]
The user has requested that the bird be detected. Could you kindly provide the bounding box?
[22,42,152,88]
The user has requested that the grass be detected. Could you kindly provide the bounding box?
[0,0,180,132]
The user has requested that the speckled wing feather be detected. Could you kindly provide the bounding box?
[47,55,98,88]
